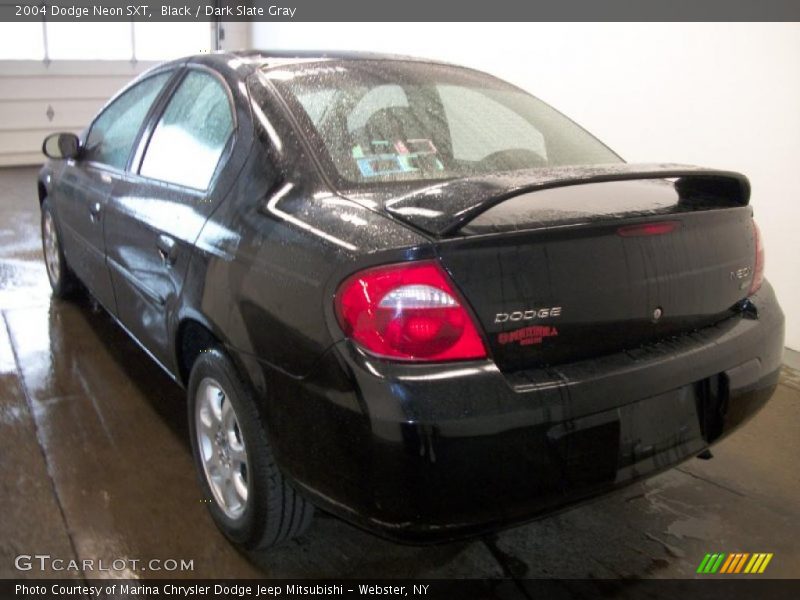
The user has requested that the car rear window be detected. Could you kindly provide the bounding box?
[257,60,621,184]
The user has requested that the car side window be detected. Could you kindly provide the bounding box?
[140,70,234,190]
[84,73,171,170]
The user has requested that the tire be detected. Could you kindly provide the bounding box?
[41,198,79,299]
[187,347,313,550]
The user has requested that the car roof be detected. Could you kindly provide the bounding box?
[231,49,447,65]
[175,49,459,79]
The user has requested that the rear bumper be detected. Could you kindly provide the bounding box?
[246,282,784,543]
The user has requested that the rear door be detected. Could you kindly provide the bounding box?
[55,71,172,312]
[103,67,236,367]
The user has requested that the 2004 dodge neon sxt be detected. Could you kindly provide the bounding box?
[38,51,784,549]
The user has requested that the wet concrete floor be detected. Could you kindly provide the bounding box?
[1,167,798,585]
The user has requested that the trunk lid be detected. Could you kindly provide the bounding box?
[354,164,756,371]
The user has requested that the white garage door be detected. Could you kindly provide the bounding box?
[0,60,156,167]
[0,21,231,167]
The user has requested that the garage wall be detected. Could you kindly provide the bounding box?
[219,21,251,52]
[250,22,800,351]
[0,21,249,168]
[0,60,158,167]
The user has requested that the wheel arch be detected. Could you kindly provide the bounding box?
[174,312,263,401]
[175,316,222,386]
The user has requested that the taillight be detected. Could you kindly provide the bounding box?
[334,261,487,361]
[749,219,764,295]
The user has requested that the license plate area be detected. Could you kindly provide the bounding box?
[695,373,730,443]
[618,384,702,468]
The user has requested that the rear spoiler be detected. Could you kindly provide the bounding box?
[381,163,750,237]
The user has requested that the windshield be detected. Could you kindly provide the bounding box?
[259,60,622,185]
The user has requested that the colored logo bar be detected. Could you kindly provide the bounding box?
[697,552,773,574]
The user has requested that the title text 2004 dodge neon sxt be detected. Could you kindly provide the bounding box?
[38,51,784,549]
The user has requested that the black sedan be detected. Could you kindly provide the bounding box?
[38,51,784,550]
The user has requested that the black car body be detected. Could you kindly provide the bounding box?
[38,51,785,547]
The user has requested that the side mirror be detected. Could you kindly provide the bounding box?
[42,132,81,160]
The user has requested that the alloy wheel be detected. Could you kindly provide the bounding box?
[42,211,61,285]
[195,377,250,519]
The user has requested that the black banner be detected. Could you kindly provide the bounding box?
[4,579,800,600]
[2,0,800,22]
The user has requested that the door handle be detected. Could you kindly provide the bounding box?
[89,201,102,223]
[156,234,177,266]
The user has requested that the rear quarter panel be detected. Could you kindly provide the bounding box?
[186,105,429,381]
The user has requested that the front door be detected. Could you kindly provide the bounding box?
[56,71,173,314]
[53,160,116,310]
